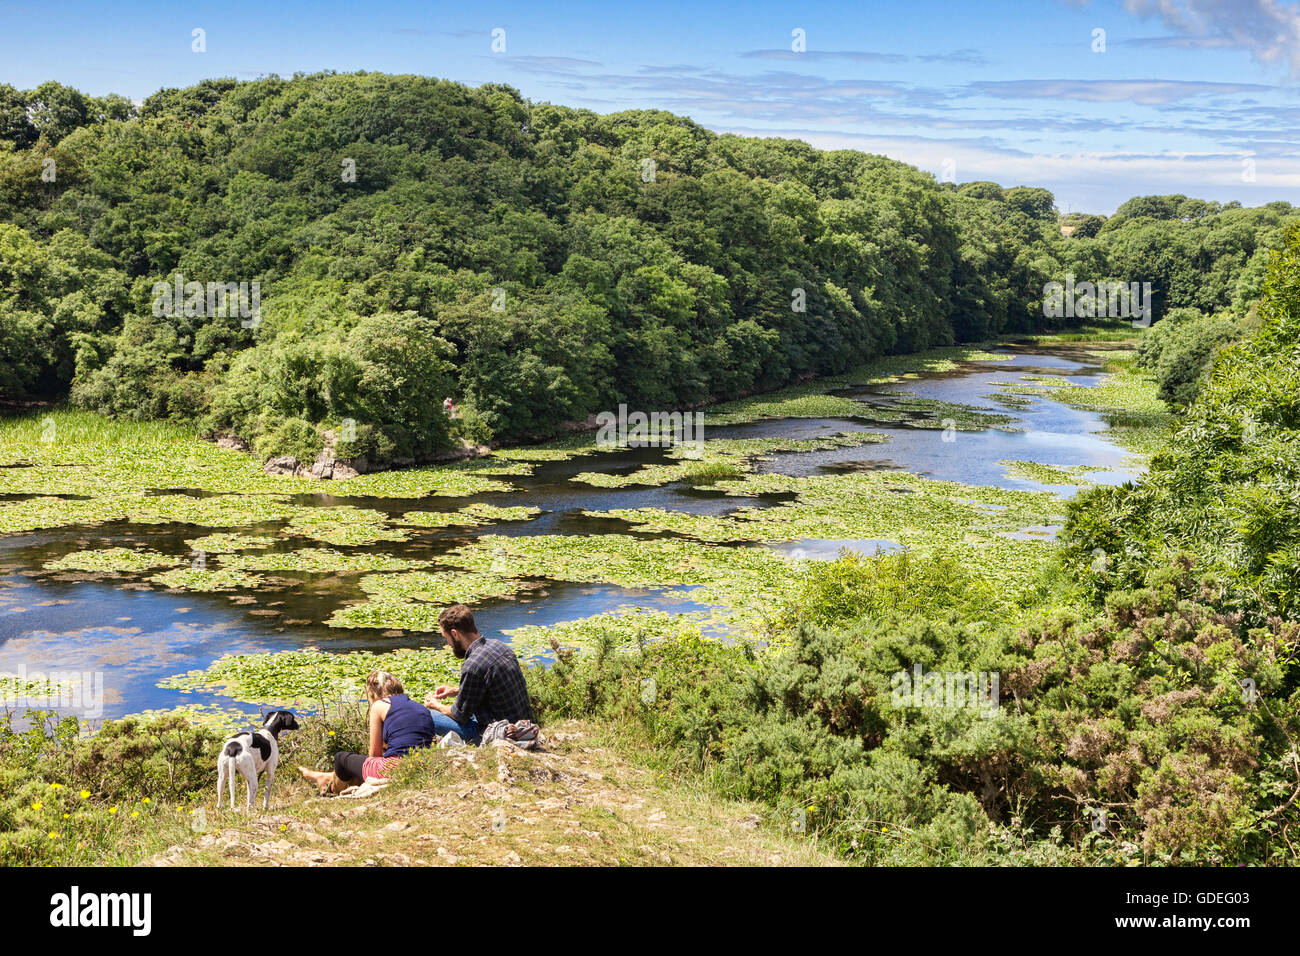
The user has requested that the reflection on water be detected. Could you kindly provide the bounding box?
[0,345,1145,719]
[722,348,1143,491]
[0,570,709,718]
[767,538,903,561]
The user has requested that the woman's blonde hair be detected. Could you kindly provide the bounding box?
[365,670,404,701]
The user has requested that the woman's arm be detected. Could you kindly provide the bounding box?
[368,700,389,757]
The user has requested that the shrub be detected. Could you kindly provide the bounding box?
[252,415,324,464]
[208,310,457,463]
[0,711,222,865]
[1135,307,1243,410]
[788,550,999,627]
[1066,223,1300,614]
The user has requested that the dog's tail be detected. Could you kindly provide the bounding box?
[218,740,243,810]
[226,752,241,809]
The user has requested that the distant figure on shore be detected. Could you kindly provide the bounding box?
[298,670,435,794]
[424,604,534,745]
[443,397,459,419]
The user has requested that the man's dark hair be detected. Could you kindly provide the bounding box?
[438,603,478,635]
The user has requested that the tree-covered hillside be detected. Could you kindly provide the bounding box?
[0,73,1294,465]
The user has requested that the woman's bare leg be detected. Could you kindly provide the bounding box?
[298,766,354,794]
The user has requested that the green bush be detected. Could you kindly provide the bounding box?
[1135,307,1243,409]
[0,711,222,865]
[0,706,369,865]
[788,550,1000,627]
[208,310,456,464]
[529,556,1298,863]
[252,416,324,464]
[1066,222,1300,615]
[447,404,495,446]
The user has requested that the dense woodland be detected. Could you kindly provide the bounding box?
[0,72,1294,463]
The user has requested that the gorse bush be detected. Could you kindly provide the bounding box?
[0,706,370,865]
[0,710,222,865]
[528,553,1299,864]
[1009,557,1299,863]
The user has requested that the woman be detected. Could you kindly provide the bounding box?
[298,670,436,794]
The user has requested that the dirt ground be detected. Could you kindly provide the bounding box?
[148,721,841,867]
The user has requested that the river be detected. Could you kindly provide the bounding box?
[0,344,1143,720]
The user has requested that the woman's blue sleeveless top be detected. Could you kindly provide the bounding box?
[382,693,436,757]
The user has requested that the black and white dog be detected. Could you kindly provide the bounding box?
[216,710,300,811]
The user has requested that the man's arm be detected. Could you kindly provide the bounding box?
[448,667,486,724]
[424,684,459,710]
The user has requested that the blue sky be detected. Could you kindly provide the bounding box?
[2,0,1298,212]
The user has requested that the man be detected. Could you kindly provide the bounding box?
[425,604,533,744]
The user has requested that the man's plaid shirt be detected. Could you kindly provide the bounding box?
[450,637,534,726]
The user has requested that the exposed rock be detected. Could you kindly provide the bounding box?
[216,435,249,451]
[263,455,302,476]
[250,424,491,481]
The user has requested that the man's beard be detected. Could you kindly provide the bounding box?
[451,640,467,659]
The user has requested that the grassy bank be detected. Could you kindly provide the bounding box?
[0,709,838,867]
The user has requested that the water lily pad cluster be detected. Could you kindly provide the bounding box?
[159,646,466,709]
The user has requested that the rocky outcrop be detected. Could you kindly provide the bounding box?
[258,429,491,480]
[262,454,307,477]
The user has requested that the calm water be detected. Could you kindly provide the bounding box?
[0,344,1142,720]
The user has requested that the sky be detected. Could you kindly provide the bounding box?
[1,0,1298,213]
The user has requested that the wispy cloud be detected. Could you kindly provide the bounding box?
[742,49,908,63]
[1119,34,1237,50]
[1122,0,1300,77]
[918,48,990,65]
[392,27,488,38]
[969,78,1273,104]
[721,123,1300,211]
[742,48,989,66]
[494,55,605,76]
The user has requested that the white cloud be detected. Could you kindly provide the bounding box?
[1123,0,1300,77]
[969,78,1272,104]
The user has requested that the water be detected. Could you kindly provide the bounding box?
[717,348,1142,492]
[0,344,1143,719]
